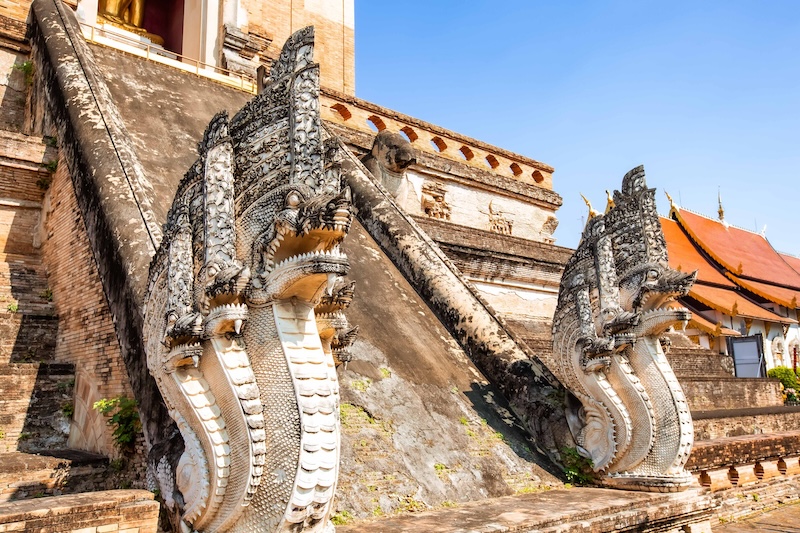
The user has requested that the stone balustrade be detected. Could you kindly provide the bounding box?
[320,88,554,189]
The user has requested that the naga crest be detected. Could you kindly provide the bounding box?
[143,27,355,532]
[552,166,697,492]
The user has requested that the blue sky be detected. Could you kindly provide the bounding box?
[354,1,800,255]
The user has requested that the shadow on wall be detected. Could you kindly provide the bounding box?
[463,381,565,480]
[0,53,30,133]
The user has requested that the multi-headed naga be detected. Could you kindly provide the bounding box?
[552,167,696,492]
[143,28,354,532]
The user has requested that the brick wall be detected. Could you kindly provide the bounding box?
[41,156,135,458]
[0,489,158,532]
[244,0,354,93]
[693,408,800,440]
[682,378,783,411]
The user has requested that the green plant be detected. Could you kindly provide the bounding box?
[44,135,57,148]
[57,378,75,393]
[0,428,5,439]
[13,60,33,85]
[40,288,53,302]
[768,366,799,390]
[440,500,457,508]
[397,495,426,513]
[371,505,383,517]
[36,175,52,190]
[61,402,74,419]
[330,510,353,525]
[6,303,18,313]
[351,378,371,392]
[18,432,31,441]
[459,416,469,426]
[752,493,759,502]
[93,396,141,449]
[109,458,125,472]
[43,160,58,173]
[379,367,391,378]
[560,447,595,485]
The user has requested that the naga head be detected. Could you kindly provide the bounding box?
[248,184,353,305]
[618,263,696,337]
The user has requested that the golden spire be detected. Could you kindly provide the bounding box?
[581,194,600,221]
[604,190,615,213]
[664,190,675,208]
[718,187,725,222]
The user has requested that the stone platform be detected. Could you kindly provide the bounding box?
[337,487,714,532]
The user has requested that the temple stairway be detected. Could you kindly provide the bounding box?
[0,130,108,502]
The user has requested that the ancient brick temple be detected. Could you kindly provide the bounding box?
[0,1,797,531]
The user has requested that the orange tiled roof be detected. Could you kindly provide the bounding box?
[688,284,796,324]
[780,253,800,276]
[727,276,800,310]
[685,309,740,337]
[660,217,735,287]
[673,207,800,290]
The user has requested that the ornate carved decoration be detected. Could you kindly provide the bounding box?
[552,166,697,492]
[421,182,451,220]
[144,27,354,532]
[487,201,512,235]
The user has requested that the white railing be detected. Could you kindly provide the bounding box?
[79,22,257,94]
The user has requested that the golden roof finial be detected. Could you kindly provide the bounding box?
[581,194,600,221]
[664,190,675,208]
[718,187,725,222]
[604,190,615,214]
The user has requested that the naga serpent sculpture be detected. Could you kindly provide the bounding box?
[552,166,697,492]
[143,27,354,532]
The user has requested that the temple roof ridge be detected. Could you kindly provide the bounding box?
[670,205,763,237]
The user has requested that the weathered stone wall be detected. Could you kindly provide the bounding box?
[682,378,783,412]
[0,362,72,452]
[693,408,800,440]
[0,489,158,532]
[0,50,29,132]
[41,156,134,457]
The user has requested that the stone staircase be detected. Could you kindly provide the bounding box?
[0,130,109,503]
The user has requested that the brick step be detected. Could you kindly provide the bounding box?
[0,451,109,503]
[0,363,73,452]
[0,314,58,364]
[687,430,800,472]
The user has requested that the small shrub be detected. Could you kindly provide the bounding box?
[43,160,58,173]
[93,396,141,450]
[12,60,34,85]
[330,510,353,525]
[768,366,799,390]
[6,303,18,313]
[379,367,391,378]
[109,458,125,472]
[561,447,595,485]
[351,378,371,392]
[18,432,31,441]
[61,402,74,419]
[40,288,53,302]
[36,175,52,190]
[459,416,469,426]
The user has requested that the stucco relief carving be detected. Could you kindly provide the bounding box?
[541,216,558,243]
[361,130,417,210]
[144,28,354,532]
[487,201,512,235]
[421,182,451,220]
[552,166,696,492]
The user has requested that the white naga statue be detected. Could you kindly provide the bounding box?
[143,28,355,532]
[552,167,696,492]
